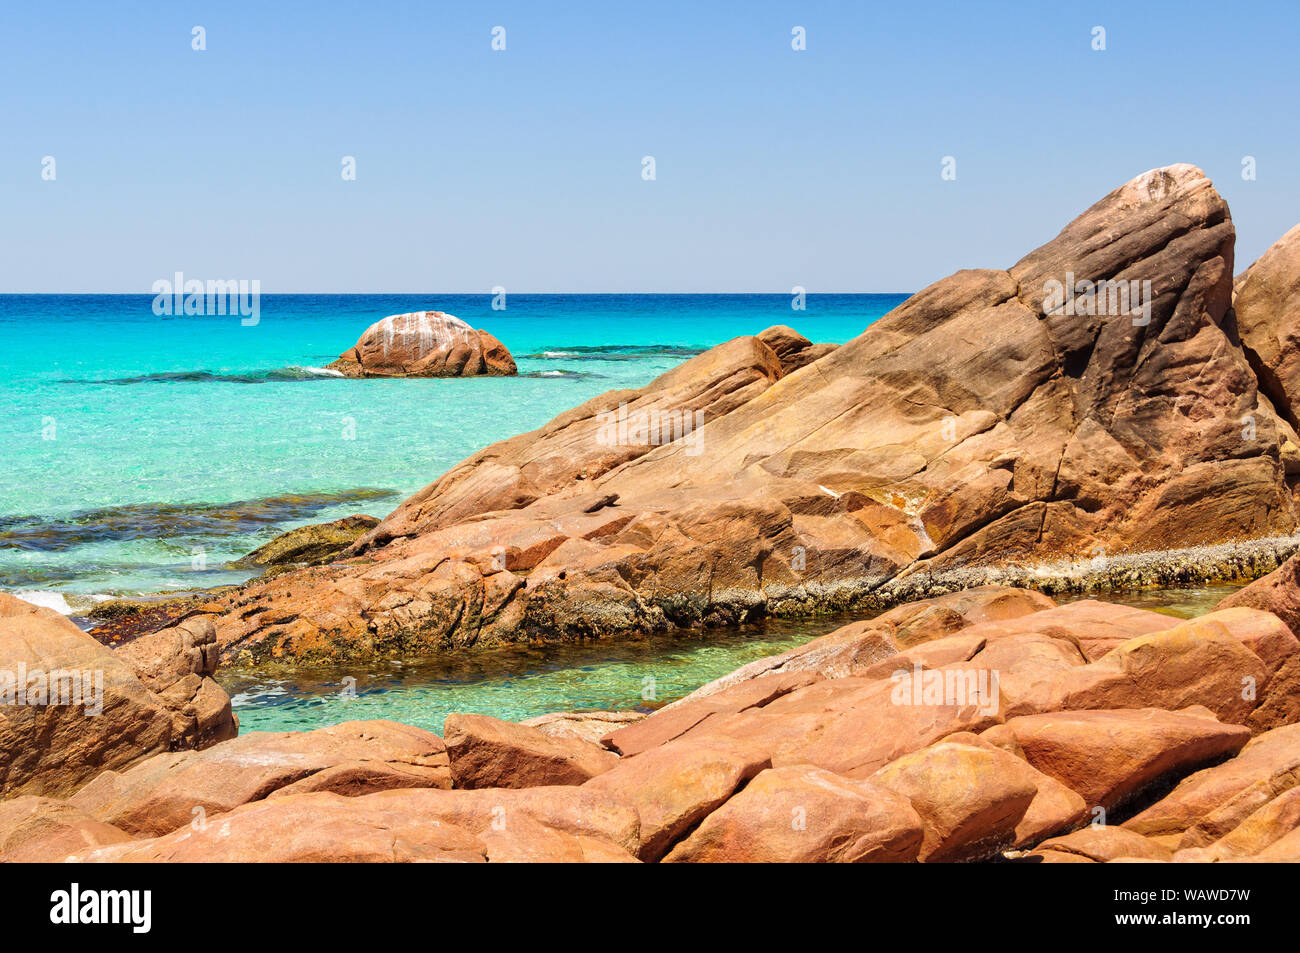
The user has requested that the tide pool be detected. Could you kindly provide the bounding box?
[222,584,1241,735]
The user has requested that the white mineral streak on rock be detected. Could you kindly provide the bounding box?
[376,311,474,358]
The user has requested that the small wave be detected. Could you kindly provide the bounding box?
[519,344,705,362]
[519,369,605,380]
[10,589,75,614]
[61,365,347,385]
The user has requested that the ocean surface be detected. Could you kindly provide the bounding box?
[0,293,905,608]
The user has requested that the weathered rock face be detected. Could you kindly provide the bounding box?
[347,333,787,553]
[519,710,645,745]
[1233,223,1300,431]
[442,713,618,788]
[113,615,238,750]
[662,765,923,863]
[0,796,133,862]
[201,165,1300,665]
[1123,722,1300,850]
[67,719,451,836]
[0,593,234,799]
[996,707,1251,813]
[756,325,836,374]
[327,311,517,378]
[73,786,641,863]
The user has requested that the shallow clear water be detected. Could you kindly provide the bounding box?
[224,584,1242,735]
[0,293,903,602]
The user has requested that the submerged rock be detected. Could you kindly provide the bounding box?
[233,514,380,570]
[327,311,517,378]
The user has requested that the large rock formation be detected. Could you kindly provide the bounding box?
[0,593,236,798]
[1233,223,1300,430]
[328,311,517,378]
[200,164,1300,664]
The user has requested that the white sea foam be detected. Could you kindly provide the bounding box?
[297,365,344,378]
[12,589,75,614]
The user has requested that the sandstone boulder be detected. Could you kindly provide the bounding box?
[519,709,646,745]
[328,311,517,378]
[663,765,924,863]
[113,615,237,749]
[871,739,1041,861]
[1032,826,1172,863]
[1123,722,1300,849]
[1232,223,1300,431]
[1173,786,1300,861]
[1,593,182,798]
[583,737,770,861]
[75,791,489,863]
[673,586,1055,702]
[442,712,619,788]
[68,719,451,836]
[75,784,642,863]
[0,796,133,862]
[756,325,836,374]
[997,707,1251,814]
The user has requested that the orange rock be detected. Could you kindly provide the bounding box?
[663,765,923,863]
[584,737,770,861]
[203,167,1300,665]
[1232,223,1300,430]
[871,740,1040,861]
[1032,826,1172,863]
[677,587,1054,703]
[1002,617,1270,723]
[1124,722,1300,848]
[114,615,237,749]
[69,720,451,836]
[998,708,1251,813]
[443,712,619,788]
[949,600,1179,661]
[328,311,517,378]
[76,792,488,863]
[1173,786,1300,861]
[939,732,1088,847]
[0,593,191,797]
[0,796,134,862]
[519,710,646,745]
[602,670,818,757]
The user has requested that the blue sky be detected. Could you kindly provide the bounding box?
[1,0,1296,292]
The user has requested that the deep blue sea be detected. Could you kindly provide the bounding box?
[0,294,905,611]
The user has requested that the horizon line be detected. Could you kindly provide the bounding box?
[0,290,916,297]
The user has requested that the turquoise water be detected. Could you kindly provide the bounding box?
[222,614,859,735]
[0,294,904,605]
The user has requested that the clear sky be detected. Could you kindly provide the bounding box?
[2,0,1296,292]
